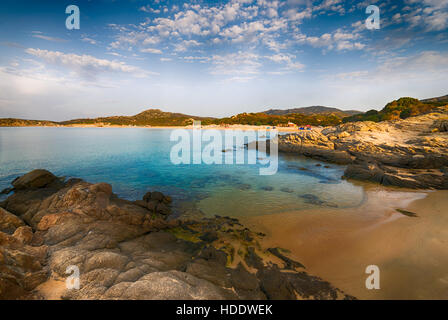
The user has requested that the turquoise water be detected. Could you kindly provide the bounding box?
[0,127,364,217]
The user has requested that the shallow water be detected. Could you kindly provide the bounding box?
[0,127,364,217]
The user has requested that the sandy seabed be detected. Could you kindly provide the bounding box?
[242,186,448,300]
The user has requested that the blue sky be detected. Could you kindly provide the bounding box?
[0,0,447,120]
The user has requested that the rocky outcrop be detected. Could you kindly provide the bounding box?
[277,131,355,164]
[12,169,59,190]
[0,170,354,300]
[343,162,448,189]
[276,107,448,189]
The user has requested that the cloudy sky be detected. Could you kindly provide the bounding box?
[0,0,447,120]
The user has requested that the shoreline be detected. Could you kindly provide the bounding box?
[241,186,448,299]
[0,124,310,132]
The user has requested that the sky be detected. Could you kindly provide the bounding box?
[0,0,447,120]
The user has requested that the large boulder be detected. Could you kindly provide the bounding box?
[0,207,25,234]
[12,169,58,190]
[343,162,448,189]
[432,119,448,132]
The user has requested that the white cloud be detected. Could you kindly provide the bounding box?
[32,33,67,42]
[295,28,366,52]
[25,48,156,79]
[265,53,305,71]
[210,51,261,76]
[403,0,448,31]
[140,48,163,54]
[173,39,201,52]
[81,37,97,45]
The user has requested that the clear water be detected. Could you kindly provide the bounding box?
[0,127,364,217]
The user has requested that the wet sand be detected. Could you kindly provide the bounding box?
[242,186,448,299]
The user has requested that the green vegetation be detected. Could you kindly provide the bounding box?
[203,112,343,126]
[343,97,446,123]
[60,109,213,127]
[0,118,58,127]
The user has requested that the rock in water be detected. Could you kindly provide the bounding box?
[12,169,57,190]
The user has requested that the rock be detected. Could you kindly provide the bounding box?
[13,226,33,244]
[299,194,337,207]
[12,169,58,190]
[199,231,218,243]
[0,187,14,195]
[244,247,264,270]
[396,208,418,217]
[142,192,152,202]
[337,131,350,139]
[278,132,355,164]
[89,183,112,196]
[147,200,158,211]
[134,200,148,208]
[343,162,448,189]
[267,248,305,270]
[257,267,296,300]
[156,202,171,215]
[433,119,448,132]
[84,251,128,272]
[343,162,384,184]
[0,207,25,234]
[151,191,165,202]
[112,271,235,300]
[23,270,48,291]
[236,183,251,190]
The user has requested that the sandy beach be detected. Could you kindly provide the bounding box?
[242,186,448,299]
[7,124,307,132]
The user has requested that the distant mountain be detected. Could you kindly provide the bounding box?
[0,118,58,127]
[262,106,361,117]
[60,109,213,127]
[421,94,448,106]
[0,109,213,127]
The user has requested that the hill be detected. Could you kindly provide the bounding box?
[60,109,213,127]
[263,106,361,117]
[342,96,447,123]
[421,94,448,106]
[0,118,58,127]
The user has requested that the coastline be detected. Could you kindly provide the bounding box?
[241,186,448,299]
[0,124,307,132]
